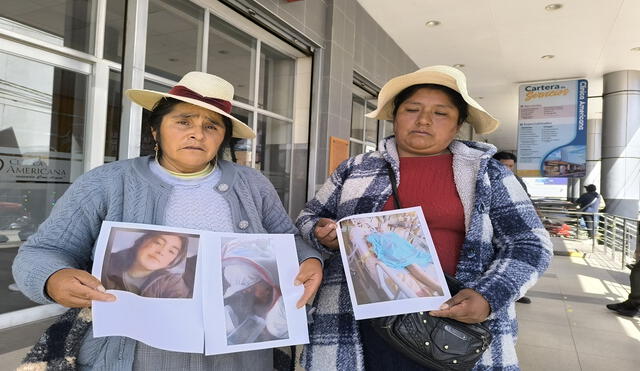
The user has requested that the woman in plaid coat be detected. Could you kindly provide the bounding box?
[295,66,552,370]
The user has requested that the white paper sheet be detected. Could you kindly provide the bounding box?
[335,207,451,320]
[91,221,309,354]
[203,233,307,355]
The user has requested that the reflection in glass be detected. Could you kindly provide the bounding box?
[146,0,203,81]
[259,44,294,118]
[256,116,292,209]
[350,96,365,139]
[0,52,87,312]
[105,70,122,163]
[349,141,363,157]
[104,0,126,62]
[364,103,378,143]
[0,0,96,53]
[383,121,394,139]
[227,106,253,167]
[208,15,256,105]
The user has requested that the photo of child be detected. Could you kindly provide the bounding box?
[221,237,289,345]
[101,227,199,299]
[340,211,443,305]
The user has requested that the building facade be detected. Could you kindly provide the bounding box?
[0,0,417,323]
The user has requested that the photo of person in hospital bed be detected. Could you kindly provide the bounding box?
[221,237,289,345]
[341,213,443,305]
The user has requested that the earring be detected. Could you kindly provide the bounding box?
[154,142,159,158]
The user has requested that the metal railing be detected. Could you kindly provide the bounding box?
[536,206,639,269]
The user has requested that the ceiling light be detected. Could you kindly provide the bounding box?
[541,54,555,59]
[631,47,640,52]
[545,4,563,11]
[453,64,465,68]
[425,20,441,27]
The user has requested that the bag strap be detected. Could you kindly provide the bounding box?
[581,194,599,211]
[386,162,402,209]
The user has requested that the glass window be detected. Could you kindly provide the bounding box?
[349,141,363,157]
[259,44,294,118]
[104,70,122,163]
[351,95,365,139]
[364,118,378,143]
[256,115,292,209]
[0,0,96,54]
[0,52,88,313]
[383,120,394,138]
[104,0,126,62]
[146,0,203,81]
[208,15,256,105]
[228,106,253,166]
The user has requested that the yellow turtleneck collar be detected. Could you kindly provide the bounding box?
[158,160,216,179]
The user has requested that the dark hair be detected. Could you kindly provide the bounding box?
[391,83,469,125]
[128,231,189,270]
[493,151,517,162]
[585,184,597,192]
[147,97,234,160]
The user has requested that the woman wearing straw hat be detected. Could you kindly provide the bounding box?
[296,66,552,370]
[13,72,323,370]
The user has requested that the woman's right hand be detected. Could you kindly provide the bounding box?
[314,218,339,250]
[45,268,116,308]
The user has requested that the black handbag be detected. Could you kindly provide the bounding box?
[370,274,492,370]
[369,163,493,371]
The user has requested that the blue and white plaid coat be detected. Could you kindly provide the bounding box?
[296,137,552,370]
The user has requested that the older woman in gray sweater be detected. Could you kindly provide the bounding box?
[13,72,322,370]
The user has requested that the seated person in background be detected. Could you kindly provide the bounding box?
[102,231,190,298]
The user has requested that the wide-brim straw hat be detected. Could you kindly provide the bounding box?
[366,65,499,135]
[126,72,256,139]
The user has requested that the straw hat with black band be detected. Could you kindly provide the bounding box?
[366,65,500,135]
[126,71,256,139]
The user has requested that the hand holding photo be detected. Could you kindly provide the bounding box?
[91,222,309,355]
[336,207,450,319]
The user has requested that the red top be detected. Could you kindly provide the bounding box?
[383,154,465,275]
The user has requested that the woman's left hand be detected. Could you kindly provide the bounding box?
[294,258,323,308]
[429,288,490,324]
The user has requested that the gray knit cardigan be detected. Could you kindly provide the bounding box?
[13,156,320,370]
[296,138,553,370]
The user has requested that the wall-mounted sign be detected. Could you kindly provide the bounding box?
[328,136,349,176]
[0,153,71,183]
[516,79,588,178]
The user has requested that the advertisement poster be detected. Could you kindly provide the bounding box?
[516,79,588,177]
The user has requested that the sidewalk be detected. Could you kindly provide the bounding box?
[516,237,640,370]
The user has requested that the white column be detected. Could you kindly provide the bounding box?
[118,0,149,160]
[601,70,640,218]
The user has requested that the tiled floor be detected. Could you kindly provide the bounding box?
[516,238,640,371]
[1,238,638,371]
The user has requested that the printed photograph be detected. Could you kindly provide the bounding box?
[221,237,289,346]
[339,211,444,305]
[101,227,200,299]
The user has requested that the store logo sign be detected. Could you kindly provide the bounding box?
[0,155,70,183]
